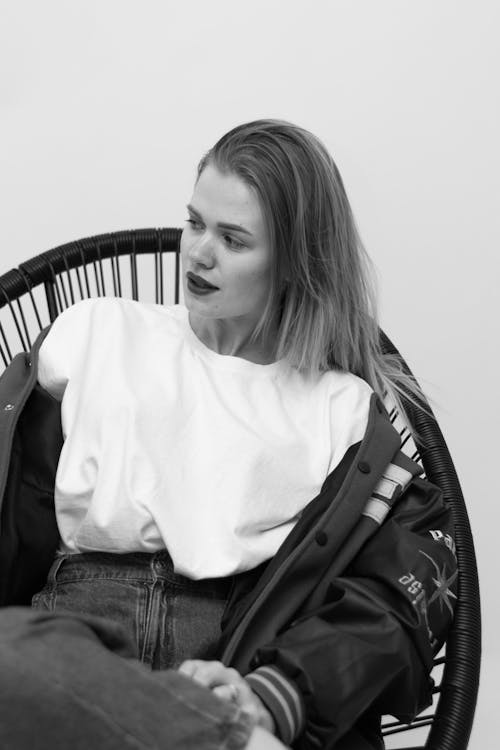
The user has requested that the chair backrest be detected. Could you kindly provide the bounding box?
[0,228,481,750]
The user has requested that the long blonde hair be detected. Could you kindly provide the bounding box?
[199,119,427,423]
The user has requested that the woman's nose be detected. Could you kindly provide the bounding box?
[188,232,215,268]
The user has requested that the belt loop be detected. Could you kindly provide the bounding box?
[47,553,69,583]
[150,551,160,582]
[153,549,173,577]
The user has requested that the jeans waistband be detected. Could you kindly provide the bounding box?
[49,550,234,597]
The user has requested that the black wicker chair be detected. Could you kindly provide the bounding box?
[0,229,481,750]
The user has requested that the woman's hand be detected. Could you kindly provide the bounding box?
[178,659,276,735]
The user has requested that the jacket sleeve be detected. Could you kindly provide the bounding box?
[245,477,458,748]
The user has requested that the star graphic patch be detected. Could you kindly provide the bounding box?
[419,550,458,616]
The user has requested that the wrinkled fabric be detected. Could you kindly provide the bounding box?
[32,549,232,669]
[0,607,253,750]
[0,332,458,749]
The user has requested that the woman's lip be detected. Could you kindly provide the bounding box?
[186,272,219,290]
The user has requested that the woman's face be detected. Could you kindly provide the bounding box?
[180,163,273,328]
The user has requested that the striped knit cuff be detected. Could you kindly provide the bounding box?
[245,665,305,745]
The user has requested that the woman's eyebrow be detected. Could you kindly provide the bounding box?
[186,204,253,237]
[218,221,253,237]
[186,204,202,218]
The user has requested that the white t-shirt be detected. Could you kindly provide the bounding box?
[37,298,372,579]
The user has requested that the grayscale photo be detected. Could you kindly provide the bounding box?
[0,2,496,748]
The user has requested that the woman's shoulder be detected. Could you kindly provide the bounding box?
[50,297,187,326]
[38,300,189,395]
[48,296,130,326]
[41,299,190,356]
[317,369,373,439]
[278,365,373,411]
[316,367,373,402]
[316,370,373,468]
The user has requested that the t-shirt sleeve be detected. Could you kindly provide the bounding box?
[326,374,373,475]
[37,298,98,400]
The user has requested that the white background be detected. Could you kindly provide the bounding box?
[1,1,498,747]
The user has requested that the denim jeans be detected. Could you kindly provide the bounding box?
[0,606,253,749]
[32,550,233,670]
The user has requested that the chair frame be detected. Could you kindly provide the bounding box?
[0,228,481,749]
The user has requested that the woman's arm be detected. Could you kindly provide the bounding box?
[242,477,457,748]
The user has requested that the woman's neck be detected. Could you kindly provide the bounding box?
[188,312,277,365]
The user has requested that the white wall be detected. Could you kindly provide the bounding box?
[1,1,498,747]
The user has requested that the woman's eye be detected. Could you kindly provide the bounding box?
[186,218,203,231]
[223,234,244,250]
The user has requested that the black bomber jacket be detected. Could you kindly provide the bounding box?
[0,330,458,750]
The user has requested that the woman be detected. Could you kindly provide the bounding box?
[1,120,456,749]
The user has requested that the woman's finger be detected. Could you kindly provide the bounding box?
[177,660,239,688]
[213,684,240,703]
[177,659,201,678]
[178,663,274,734]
